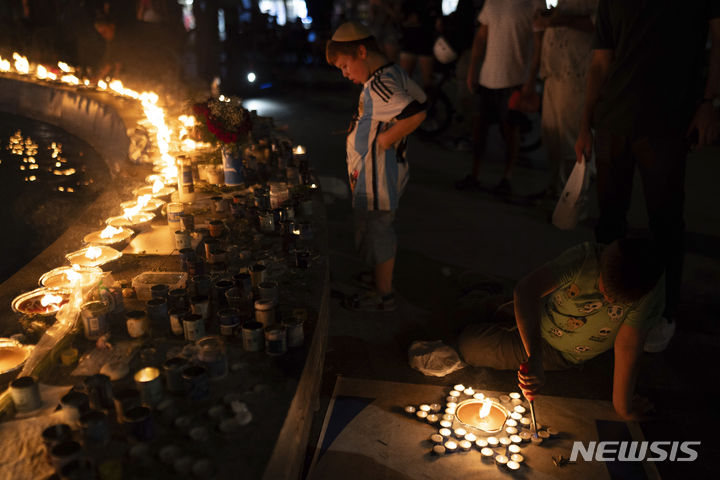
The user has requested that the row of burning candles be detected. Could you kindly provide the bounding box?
[403,385,559,471]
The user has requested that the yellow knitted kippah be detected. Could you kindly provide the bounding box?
[331,21,373,42]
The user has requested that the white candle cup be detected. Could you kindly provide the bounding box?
[531,435,543,445]
[473,392,485,400]
[511,412,523,421]
[514,405,527,415]
[510,435,523,444]
[520,417,532,429]
[505,419,518,428]
[444,440,458,453]
[509,392,522,400]
[445,407,456,415]
[416,410,428,421]
[442,414,454,422]
[519,431,531,442]
[419,404,431,412]
[439,420,452,429]
[453,384,465,392]
[432,445,446,456]
[429,403,442,413]
[495,454,509,467]
[481,447,494,461]
[538,430,550,439]
[546,427,559,437]
[430,434,444,444]
[445,396,456,403]
[453,428,467,439]
[446,401,457,409]
[499,395,510,404]
[506,460,521,471]
[508,444,521,454]
[506,426,518,435]
[404,405,416,416]
[459,440,472,452]
[463,388,475,396]
[487,437,499,447]
[510,453,524,464]
[439,428,452,438]
[499,437,511,447]
[475,438,489,449]
[449,391,461,400]
[464,433,477,443]
[426,414,439,424]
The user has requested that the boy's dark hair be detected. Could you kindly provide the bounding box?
[325,37,381,65]
[599,238,663,303]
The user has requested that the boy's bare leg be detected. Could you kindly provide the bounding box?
[374,257,395,296]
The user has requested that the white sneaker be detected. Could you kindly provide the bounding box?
[644,317,676,353]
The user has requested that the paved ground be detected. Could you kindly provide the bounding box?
[250,64,720,478]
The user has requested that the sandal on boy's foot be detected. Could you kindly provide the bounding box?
[344,291,396,312]
[353,271,374,288]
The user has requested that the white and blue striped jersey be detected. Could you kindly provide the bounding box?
[346,63,426,211]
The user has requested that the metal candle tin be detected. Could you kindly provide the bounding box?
[241,321,264,352]
[146,297,169,322]
[125,310,149,338]
[214,279,234,306]
[282,316,305,348]
[80,300,109,340]
[134,367,163,406]
[249,264,266,287]
[217,308,241,337]
[168,288,188,309]
[150,283,170,300]
[163,357,189,394]
[264,325,287,356]
[254,299,276,327]
[183,313,205,341]
[84,373,114,410]
[197,336,227,379]
[168,307,188,336]
[182,365,209,400]
[10,376,41,413]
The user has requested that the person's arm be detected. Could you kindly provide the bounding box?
[513,265,562,397]
[574,49,613,163]
[376,110,427,149]
[612,324,648,420]
[466,24,488,93]
[687,18,720,147]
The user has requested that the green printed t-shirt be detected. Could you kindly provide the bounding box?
[540,242,664,364]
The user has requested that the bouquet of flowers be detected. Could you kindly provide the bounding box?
[192,96,253,145]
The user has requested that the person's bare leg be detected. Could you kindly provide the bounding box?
[374,257,395,296]
[501,120,519,180]
[399,52,417,77]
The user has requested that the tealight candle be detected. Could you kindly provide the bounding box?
[506,427,518,435]
[519,431,531,442]
[459,440,472,452]
[511,412,523,421]
[446,401,457,409]
[473,392,485,400]
[445,396,455,403]
[442,414,454,422]
[432,445,446,456]
[514,405,526,414]
[444,440,458,453]
[499,437,511,446]
[445,407,456,415]
[449,390,461,399]
[495,454,509,466]
[453,384,465,392]
[546,427,559,437]
[439,420,452,429]
[531,435,543,445]
[439,428,452,438]
[463,388,475,396]
[509,392,523,406]
[134,367,163,405]
[429,403,442,413]
[510,435,523,444]
[510,453,524,463]
[453,428,467,439]
[430,434,444,444]
[538,430,550,439]
[416,410,428,420]
[499,395,510,404]
[419,404,431,412]
[487,437,499,447]
[508,444,521,454]
[426,414,439,424]
[404,405,416,416]
[506,419,518,428]
[520,417,532,428]
[464,433,477,443]
[507,460,520,471]
[475,438,488,449]
[481,447,494,461]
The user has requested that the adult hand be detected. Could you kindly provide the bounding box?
[687,101,719,148]
[518,357,545,398]
[575,125,592,164]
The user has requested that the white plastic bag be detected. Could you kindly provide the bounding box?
[408,340,466,377]
[552,156,589,230]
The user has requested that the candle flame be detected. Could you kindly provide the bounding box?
[137,194,152,209]
[40,293,63,307]
[178,114,196,127]
[97,80,107,90]
[85,246,102,260]
[479,399,492,419]
[0,56,10,72]
[57,61,72,73]
[293,145,305,155]
[61,74,80,85]
[65,268,82,284]
[36,64,48,80]
[13,53,29,74]
[152,179,164,194]
[99,225,123,239]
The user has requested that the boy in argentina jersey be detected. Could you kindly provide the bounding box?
[327,21,427,311]
[459,239,664,420]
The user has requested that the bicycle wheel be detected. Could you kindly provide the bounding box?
[417,91,453,137]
